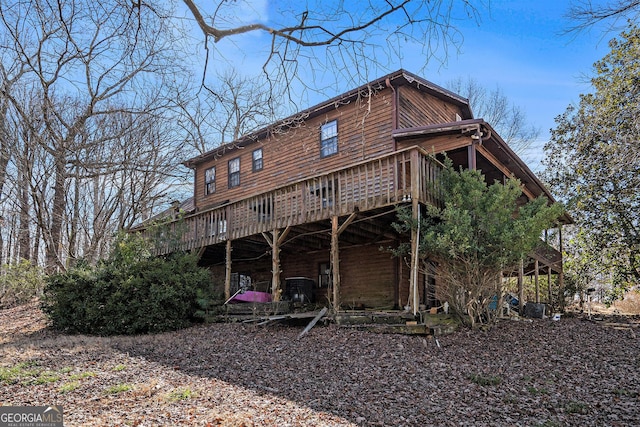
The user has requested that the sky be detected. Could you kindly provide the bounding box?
[407,0,611,170]
[190,0,617,171]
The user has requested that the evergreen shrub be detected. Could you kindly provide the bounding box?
[42,233,211,335]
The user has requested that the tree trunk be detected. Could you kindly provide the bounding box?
[0,101,10,264]
[67,170,81,267]
[18,176,31,262]
[46,157,67,273]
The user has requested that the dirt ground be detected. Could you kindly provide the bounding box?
[1,301,639,426]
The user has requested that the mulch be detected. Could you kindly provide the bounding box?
[1,302,639,426]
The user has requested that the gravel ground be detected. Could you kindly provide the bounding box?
[1,302,639,426]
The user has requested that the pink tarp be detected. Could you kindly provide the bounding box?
[229,290,272,303]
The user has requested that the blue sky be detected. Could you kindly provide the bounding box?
[411,1,611,169]
[193,0,614,170]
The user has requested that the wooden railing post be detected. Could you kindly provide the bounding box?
[137,148,445,257]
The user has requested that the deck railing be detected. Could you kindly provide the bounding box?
[146,147,443,254]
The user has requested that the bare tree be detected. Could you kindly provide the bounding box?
[0,0,189,271]
[565,0,640,34]
[72,111,186,263]
[0,57,28,263]
[180,0,485,106]
[1,0,492,272]
[175,71,286,155]
[446,76,541,154]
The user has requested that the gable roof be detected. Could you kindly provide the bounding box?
[183,69,473,168]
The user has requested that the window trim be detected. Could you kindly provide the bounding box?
[228,157,240,188]
[252,148,263,172]
[320,120,338,158]
[204,166,216,195]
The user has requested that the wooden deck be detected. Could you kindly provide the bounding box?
[145,147,443,254]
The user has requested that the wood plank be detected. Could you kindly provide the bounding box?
[297,307,329,339]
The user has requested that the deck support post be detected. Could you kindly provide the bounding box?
[558,224,564,312]
[271,228,282,301]
[408,149,421,315]
[224,240,232,301]
[548,266,553,305]
[545,229,552,304]
[534,259,540,303]
[330,213,357,311]
[263,226,291,302]
[409,205,420,315]
[331,216,340,310]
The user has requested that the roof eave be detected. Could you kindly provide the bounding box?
[184,69,473,166]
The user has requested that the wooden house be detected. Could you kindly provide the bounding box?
[139,69,566,313]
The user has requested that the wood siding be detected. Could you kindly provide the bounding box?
[397,134,473,155]
[193,89,396,210]
[338,245,396,309]
[206,243,398,309]
[281,245,397,309]
[397,85,465,129]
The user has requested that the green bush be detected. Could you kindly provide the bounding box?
[41,233,211,335]
[0,260,46,309]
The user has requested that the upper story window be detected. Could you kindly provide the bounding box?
[205,166,216,195]
[320,120,338,158]
[228,157,240,188]
[252,148,263,172]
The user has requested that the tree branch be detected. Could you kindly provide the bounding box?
[182,0,412,46]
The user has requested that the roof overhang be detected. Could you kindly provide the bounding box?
[393,119,573,225]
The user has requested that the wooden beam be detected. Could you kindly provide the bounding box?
[261,231,273,247]
[337,212,357,235]
[331,216,341,310]
[262,229,284,301]
[535,259,540,303]
[518,259,524,314]
[224,240,232,301]
[297,307,328,339]
[477,145,536,200]
[276,225,291,246]
[196,246,206,259]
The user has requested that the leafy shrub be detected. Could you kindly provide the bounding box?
[42,233,211,336]
[0,260,46,309]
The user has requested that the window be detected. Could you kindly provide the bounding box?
[320,120,338,158]
[318,262,331,288]
[228,157,240,188]
[205,167,216,195]
[252,148,263,172]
